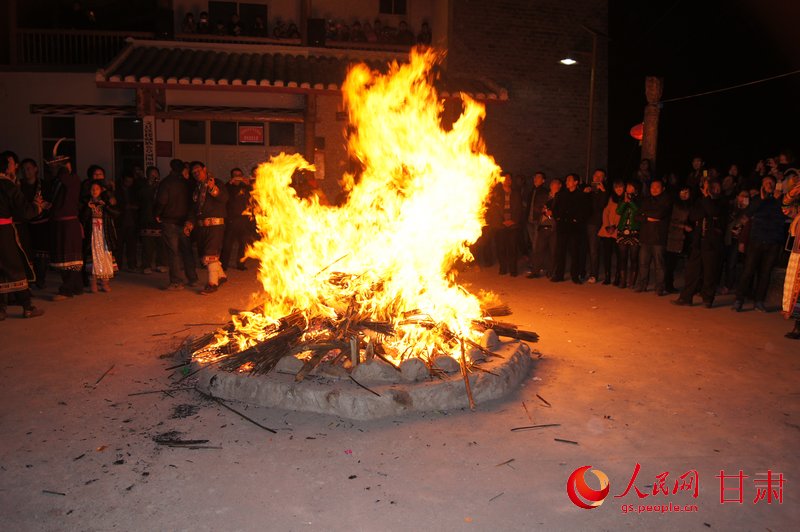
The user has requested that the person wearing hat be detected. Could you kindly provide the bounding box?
[0,150,46,319]
[49,162,85,300]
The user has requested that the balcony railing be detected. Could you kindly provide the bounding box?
[12,28,414,68]
[15,29,155,67]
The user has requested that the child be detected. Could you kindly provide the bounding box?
[81,182,118,292]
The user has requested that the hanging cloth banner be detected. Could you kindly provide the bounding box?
[143,115,156,169]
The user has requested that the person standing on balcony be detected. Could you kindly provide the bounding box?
[181,13,196,33]
[188,162,228,295]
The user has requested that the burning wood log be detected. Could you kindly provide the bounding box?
[473,320,539,342]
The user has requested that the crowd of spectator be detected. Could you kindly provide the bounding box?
[180,11,298,39]
[0,151,261,320]
[325,18,432,46]
[3,148,798,339]
[475,152,800,338]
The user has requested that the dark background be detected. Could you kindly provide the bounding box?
[609,0,800,181]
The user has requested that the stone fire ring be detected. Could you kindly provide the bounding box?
[196,340,535,420]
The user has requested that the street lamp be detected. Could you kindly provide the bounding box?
[560,25,606,182]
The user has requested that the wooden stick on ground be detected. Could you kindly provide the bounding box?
[459,338,476,411]
[94,364,115,386]
[211,397,277,434]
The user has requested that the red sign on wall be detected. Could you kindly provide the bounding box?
[239,124,264,144]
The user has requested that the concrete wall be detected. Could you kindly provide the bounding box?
[447,0,609,181]
[0,72,132,178]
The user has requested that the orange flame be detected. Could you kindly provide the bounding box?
[229,49,501,361]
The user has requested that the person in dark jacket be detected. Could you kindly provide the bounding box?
[114,173,139,271]
[154,158,198,290]
[188,161,229,294]
[673,179,728,308]
[532,178,561,278]
[491,173,524,276]
[0,151,45,319]
[721,190,751,294]
[664,186,693,293]
[220,167,253,271]
[583,168,609,283]
[552,173,589,283]
[635,179,673,295]
[525,172,548,276]
[138,166,166,274]
[732,175,787,312]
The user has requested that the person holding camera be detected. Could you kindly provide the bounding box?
[615,181,641,289]
[188,161,228,295]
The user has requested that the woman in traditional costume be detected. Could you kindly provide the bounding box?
[782,180,800,339]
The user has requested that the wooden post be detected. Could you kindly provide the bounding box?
[641,76,663,170]
[584,30,597,183]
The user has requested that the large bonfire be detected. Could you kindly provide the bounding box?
[190,49,535,389]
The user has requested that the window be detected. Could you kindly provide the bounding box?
[41,116,76,172]
[113,117,144,178]
[269,122,295,147]
[179,120,206,144]
[379,0,407,15]
[210,121,265,145]
[211,121,238,145]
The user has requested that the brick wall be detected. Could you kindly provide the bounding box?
[448,0,608,181]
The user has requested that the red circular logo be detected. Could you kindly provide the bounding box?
[566,465,610,509]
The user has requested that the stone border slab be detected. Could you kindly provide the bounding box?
[196,341,534,420]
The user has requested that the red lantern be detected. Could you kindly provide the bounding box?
[629,122,644,141]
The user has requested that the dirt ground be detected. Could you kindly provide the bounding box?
[1,264,797,531]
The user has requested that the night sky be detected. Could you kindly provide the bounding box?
[609,0,800,181]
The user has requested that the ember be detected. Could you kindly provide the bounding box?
[189,50,537,402]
